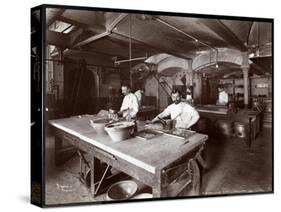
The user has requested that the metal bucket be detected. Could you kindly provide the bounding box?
[234,122,248,138]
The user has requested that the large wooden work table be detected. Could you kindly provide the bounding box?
[49,115,208,199]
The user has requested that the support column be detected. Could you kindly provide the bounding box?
[241,52,250,108]
[242,66,249,107]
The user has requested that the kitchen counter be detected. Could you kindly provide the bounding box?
[194,105,261,147]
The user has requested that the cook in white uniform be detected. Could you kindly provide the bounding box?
[118,84,139,119]
[149,90,199,129]
[217,87,229,106]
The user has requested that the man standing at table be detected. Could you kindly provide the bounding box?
[148,89,199,129]
[117,84,139,120]
[217,86,229,106]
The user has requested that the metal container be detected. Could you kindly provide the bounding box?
[163,119,174,130]
[216,120,233,136]
[104,121,135,142]
[106,180,138,201]
[234,122,248,138]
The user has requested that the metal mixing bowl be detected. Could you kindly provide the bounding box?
[106,180,138,201]
[104,121,135,142]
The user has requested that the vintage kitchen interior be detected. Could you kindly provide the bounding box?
[32,6,273,205]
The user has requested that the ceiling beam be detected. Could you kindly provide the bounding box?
[69,28,84,45]
[47,9,65,27]
[107,14,128,31]
[46,30,70,48]
[57,16,105,34]
[200,19,247,51]
[73,31,110,48]
[71,14,128,48]
[63,48,124,59]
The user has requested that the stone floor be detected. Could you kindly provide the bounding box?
[44,127,272,205]
[201,127,272,195]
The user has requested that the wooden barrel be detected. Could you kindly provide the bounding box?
[216,120,233,136]
[234,122,248,138]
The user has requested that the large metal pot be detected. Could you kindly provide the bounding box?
[104,121,135,142]
[234,122,248,138]
[216,120,233,136]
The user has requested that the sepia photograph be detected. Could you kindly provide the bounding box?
[31,4,273,207]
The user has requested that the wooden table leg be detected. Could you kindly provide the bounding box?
[90,157,96,198]
[189,159,200,196]
[152,169,168,198]
[196,145,208,170]
[54,136,63,166]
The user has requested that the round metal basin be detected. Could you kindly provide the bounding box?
[106,180,138,201]
[104,121,135,142]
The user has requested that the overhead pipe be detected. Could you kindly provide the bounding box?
[155,17,219,64]
[114,55,148,65]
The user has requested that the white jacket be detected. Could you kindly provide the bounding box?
[158,102,199,129]
[120,93,139,118]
